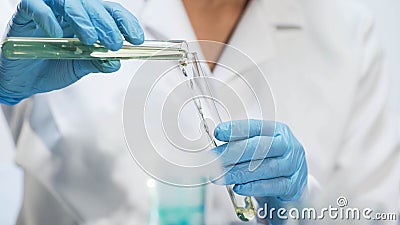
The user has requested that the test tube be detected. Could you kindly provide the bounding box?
[180,53,256,222]
[1,37,188,61]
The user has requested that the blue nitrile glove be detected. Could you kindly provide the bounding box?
[0,0,144,105]
[213,119,308,224]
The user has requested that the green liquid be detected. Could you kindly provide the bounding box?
[235,197,256,221]
[1,37,188,60]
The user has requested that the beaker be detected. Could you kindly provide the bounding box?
[180,53,256,222]
[148,179,206,225]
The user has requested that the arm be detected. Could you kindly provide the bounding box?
[0,0,144,105]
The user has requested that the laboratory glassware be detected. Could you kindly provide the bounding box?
[179,53,256,222]
[148,179,206,225]
[1,37,188,60]
[2,37,256,221]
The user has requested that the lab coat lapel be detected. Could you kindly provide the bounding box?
[265,0,306,29]
[139,0,197,40]
[214,0,306,78]
[139,0,306,75]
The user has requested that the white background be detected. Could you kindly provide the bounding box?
[1,0,400,224]
[0,1,24,225]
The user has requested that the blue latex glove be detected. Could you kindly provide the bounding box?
[0,0,144,105]
[213,120,308,223]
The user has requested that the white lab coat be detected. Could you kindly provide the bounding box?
[2,0,399,224]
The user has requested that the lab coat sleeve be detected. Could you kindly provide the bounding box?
[332,15,400,213]
[1,100,30,143]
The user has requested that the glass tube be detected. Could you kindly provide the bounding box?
[179,53,256,222]
[1,37,188,60]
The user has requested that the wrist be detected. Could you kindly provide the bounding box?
[0,94,22,105]
[0,82,22,105]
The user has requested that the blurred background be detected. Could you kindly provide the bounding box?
[1,0,400,224]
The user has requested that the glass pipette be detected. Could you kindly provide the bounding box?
[1,37,188,60]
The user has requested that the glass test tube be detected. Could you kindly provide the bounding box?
[180,53,256,222]
[1,37,188,60]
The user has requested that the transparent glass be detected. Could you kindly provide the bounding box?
[1,37,188,60]
[148,179,206,225]
[180,53,256,222]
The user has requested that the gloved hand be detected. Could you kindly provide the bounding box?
[0,0,144,105]
[213,119,308,223]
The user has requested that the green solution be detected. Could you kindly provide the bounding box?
[1,37,188,60]
[230,188,256,221]
[179,56,256,222]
